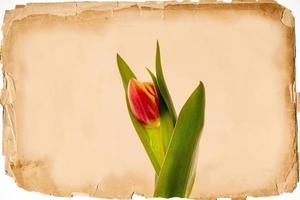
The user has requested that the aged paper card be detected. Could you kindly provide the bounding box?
[1,1,297,199]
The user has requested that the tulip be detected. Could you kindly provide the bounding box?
[117,42,205,198]
[127,79,160,126]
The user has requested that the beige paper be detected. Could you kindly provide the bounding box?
[1,1,297,199]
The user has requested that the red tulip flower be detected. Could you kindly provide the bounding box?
[128,79,160,126]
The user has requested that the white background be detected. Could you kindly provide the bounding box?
[0,0,299,200]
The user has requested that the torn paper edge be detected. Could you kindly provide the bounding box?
[0,1,297,199]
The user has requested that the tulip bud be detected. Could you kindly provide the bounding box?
[128,79,160,126]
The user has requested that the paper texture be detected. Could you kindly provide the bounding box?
[1,1,297,199]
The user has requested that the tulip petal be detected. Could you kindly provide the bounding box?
[155,41,177,125]
[128,79,160,125]
[154,82,205,198]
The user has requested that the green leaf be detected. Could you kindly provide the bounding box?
[154,82,205,198]
[155,41,177,125]
[117,54,161,174]
[147,68,174,153]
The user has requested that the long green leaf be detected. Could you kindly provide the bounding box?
[154,82,205,198]
[117,54,161,173]
[156,41,177,125]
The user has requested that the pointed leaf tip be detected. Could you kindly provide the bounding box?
[199,81,204,88]
[197,81,205,94]
[116,54,136,90]
[155,42,177,124]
